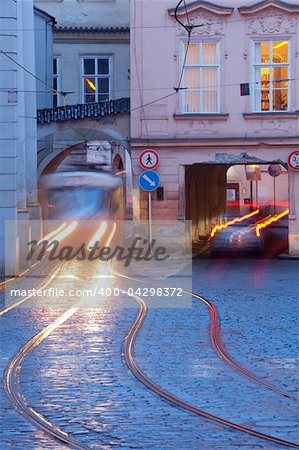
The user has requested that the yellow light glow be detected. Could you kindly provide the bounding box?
[88,221,108,250]
[255,209,289,237]
[86,78,96,91]
[273,41,288,50]
[210,210,259,238]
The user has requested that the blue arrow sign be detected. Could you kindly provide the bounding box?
[139,170,160,192]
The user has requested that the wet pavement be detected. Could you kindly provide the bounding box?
[0,258,298,449]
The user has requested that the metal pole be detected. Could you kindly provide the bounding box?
[256,180,258,209]
[273,176,276,214]
[148,191,152,243]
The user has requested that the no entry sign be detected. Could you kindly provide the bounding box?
[268,164,282,177]
[139,149,159,170]
[288,151,299,171]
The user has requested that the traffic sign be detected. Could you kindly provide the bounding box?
[288,151,299,171]
[268,164,282,177]
[139,170,160,192]
[139,149,160,170]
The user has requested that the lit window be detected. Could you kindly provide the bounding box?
[253,40,290,112]
[181,41,220,113]
[53,57,62,107]
[82,56,111,103]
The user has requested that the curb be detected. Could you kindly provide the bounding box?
[278,253,299,260]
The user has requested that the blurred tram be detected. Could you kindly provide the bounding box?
[40,170,125,221]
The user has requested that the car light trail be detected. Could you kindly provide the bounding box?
[255,209,289,237]
[105,222,117,247]
[210,210,259,238]
[36,222,67,246]
[49,221,78,244]
[87,221,108,250]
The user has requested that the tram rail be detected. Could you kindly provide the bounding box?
[115,270,298,402]
[1,252,297,448]
[123,292,299,449]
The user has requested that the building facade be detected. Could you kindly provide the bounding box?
[34,0,130,177]
[130,0,299,253]
[0,1,55,275]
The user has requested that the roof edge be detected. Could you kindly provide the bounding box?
[34,6,56,25]
[238,0,299,14]
[54,26,130,33]
[169,0,234,16]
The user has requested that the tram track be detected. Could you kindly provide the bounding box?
[0,263,64,317]
[115,270,298,402]
[2,255,297,449]
[4,305,90,450]
[123,292,299,449]
[2,261,90,449]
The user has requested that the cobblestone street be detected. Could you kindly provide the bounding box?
[0,258,298,449]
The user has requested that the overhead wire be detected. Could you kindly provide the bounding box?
[0,48,61,97]
[1,1,296,116]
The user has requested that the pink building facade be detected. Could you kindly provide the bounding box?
[130,0,299,253]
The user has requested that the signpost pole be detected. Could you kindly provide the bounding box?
[148,192,152,243]
[273,176,276,214]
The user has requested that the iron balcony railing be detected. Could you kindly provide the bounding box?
[37,97,130,125]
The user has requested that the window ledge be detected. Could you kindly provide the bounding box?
[174,113,229,121]
[243,112,298,120]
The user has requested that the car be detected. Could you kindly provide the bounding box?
[210,213,265,256]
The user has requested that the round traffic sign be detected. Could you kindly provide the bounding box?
[288,151,299,171]
[268,164,282,177]
[139,149,159,170]
[139,170,160,192]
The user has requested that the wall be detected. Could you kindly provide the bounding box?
[34,8,55,109]
[131,0,299,141]
[34,0,129,28]
[227,164,288,204]
[130,0,299,252]
[0,0,18,274]
[53,39,129,105]
[0,0,40,275]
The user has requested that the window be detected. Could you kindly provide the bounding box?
[253,40,290,112]
[82,56,111,103]
[53,57,62,107]
[181,41,220,113]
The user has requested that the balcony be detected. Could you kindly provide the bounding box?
[37,97,130,125]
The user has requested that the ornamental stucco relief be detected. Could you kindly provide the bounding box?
[176,11,226,36]
[181,120,218,135]
[246,10,297,34]
[249,120,291,133]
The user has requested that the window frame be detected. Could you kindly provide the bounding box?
[81,55,112,104]
[180,39,221,114]
[53,56,62,107]
[251,38,291,113]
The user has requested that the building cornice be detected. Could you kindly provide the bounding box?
[168,1,234,17]
[54,26,129,44]
[130,137,299,148]
[55,26,129,33]
[238,0,299,15]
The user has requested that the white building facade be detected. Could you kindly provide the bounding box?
[0,1,54,275]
